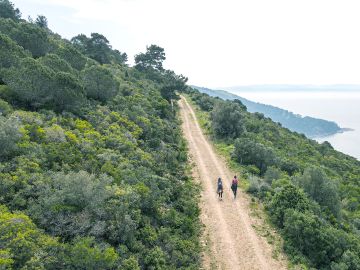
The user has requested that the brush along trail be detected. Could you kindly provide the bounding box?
[179,96,287,270]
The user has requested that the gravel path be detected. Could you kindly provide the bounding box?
[179,96,287,270]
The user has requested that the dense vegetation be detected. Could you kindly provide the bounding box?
[194,86,343,138]
[188,89,360,269]
[0,1,200,269]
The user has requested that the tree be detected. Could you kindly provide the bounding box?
[2,57,54,108]
[264,166,282,184]
[64,237,119,270]
[211,101,246,139]
[269,184,310,227]
[160,70,188,101]
[82,65,119,102]
[122,256,140,270]
[38,53,73,73]
[52,71,85,112]
[233,138,278,174]
[0,19,50,57]
[35,15,48,28]
[193,93,216,111]
[283,210,356,269]
[71,33,113,64]
[144,247,166,270]
[135,44,166,71]
[0,205,61,269]
[29,171,114,240]
[71,33,89,53]
[0,33,29,69]
[71,33,127,65]
[111,49,128,65]
[0,115,22,160]
[87,33,111,64]
[0,0,21,20]
[2,57,85,112]
[53,42,88,70]
[296,167,341,218]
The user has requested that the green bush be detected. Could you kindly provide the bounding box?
[269,185,310,227]
[0,98,12,115]
[233,137,278,174]
[82,65,119,102]
[211,101,246,139]
[283,209,360,269]
[296,167,341,219]
[0,115,21,160]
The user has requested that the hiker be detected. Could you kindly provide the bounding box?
[231,175,238,199]
[217,177,223,200]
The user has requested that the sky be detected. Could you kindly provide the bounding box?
[11,0,360,88]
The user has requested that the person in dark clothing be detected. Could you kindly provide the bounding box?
[217,177,223,200]
[231,175,238,199]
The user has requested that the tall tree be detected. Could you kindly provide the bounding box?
[82,65,119,102]
[297,167,341,218]
[87,33,111,64]
[211,101,246,139]
[135,44,166,71]
[160,70,188,101]
[35,15,48,28]
[71,34,89,54]
[53,42,88,70]
[2,57,54,108]
[0,19,50,57]
[111,49,128,65]
[0,0,21,20]
[0,33,29,69]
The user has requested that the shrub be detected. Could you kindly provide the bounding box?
[269,185,310,227]
[82,65,119,102]
[0,115,21,160]
[211,101,246,139]
[233,138,278,174]
[296,167,341,219]
[28,171,114,240]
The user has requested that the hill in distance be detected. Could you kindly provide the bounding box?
[193,86,349,138]
[221,84,360,92]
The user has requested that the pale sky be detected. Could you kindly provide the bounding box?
[12,0,360,88]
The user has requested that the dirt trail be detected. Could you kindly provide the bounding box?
[179,96,287,270]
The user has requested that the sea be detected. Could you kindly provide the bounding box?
[227,90,360,160]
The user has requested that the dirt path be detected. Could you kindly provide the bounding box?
[179,96,287,270]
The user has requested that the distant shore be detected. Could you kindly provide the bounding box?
[313,127,354,139]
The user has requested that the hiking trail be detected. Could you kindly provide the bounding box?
[179,96,287,270]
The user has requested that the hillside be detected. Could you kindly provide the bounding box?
[193,86,343,138]
[1,1,360,269]
[188,88,360,269]
[0,2,200,269]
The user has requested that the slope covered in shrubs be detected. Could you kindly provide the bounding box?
[0,1,200,269]
[188,88,360,269]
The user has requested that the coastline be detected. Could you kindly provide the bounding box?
[312,127,354,140]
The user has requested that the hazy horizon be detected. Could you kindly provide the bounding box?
[203,84,360,91]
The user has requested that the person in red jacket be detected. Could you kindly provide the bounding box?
[231,175,238,199]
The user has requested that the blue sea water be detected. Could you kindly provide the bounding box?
[228,90,360,160]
